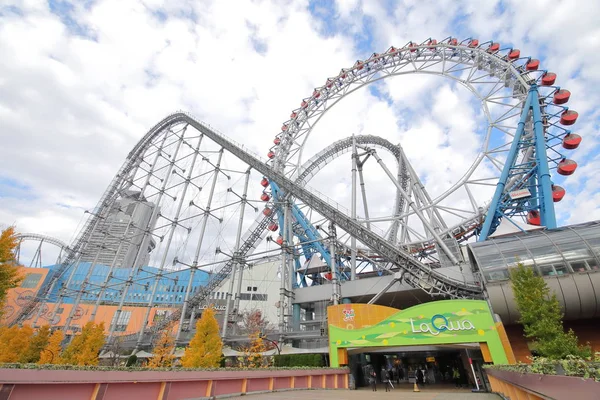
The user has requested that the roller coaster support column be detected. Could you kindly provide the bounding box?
[222,168,251,338]
[329,221,340,306]
[478,85,556,241]
[174,149,224,344]
[279,202,291,341]
[350,136,358,281]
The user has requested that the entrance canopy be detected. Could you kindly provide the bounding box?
[327,300,513,367]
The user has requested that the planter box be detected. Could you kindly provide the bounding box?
[0,368,349,400]
[486,368,600,400]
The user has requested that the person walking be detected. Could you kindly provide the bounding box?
[452,366,461,388]
[384,369,394,392]
[369,370,377,391]
[416,367,424,386]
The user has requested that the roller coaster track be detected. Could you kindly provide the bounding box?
[143,113,482,337]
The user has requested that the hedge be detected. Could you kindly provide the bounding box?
[0,362,341,372]
[273,354,324,367]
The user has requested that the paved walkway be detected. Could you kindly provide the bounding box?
[226,385,501,400]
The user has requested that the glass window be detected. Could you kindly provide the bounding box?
[111,311,131,332]
[539,265,555,276]
[587,258,599,271]
[484,269,509,282]
[21,273,42,288]
[570,261,588,272]
[240,293,251,300]
[554,264,569,275]
[252,294,268,301]
[247,286,252,291]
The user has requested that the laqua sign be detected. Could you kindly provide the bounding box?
[410,314,476,336]
[326,300,513,367]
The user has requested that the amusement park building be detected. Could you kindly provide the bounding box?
[2,260,281,336]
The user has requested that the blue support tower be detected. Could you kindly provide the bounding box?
[269,181,347,287]
[479,85,558,241]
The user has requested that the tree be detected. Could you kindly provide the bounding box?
[180,307,223,368]
[39,330,64,364]
[0,324,34,362]
[237,309,274,336]
[510,263,590,359]
[0,226,24,318]
[242,331,269,368]
[20,325,51,363]
[148,329,175,368]
[61,321,106,365]
[105,336,125,366]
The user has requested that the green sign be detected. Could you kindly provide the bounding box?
[328,300,509,367]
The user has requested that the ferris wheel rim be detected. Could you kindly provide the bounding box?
[269,39,540,247]
[272,41,533,173]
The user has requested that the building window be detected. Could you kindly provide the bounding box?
[252,294,268,301]
[111,311,131,332]
[21,273,42,288]
[571,261,588,272]
[153,309,171,322]
[240,293,251,300]
[253,286,257,292]
[247,286,252,291]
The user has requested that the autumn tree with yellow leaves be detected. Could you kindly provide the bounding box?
[0,226,24,317]
[147,329,176,368]
[0,324,33,362]
[38,329,64,364]
[20,325,51,363]
[61,321,106,365]
[241,332,269,368]
[180,307,223,368]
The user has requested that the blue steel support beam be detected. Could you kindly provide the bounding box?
[270,181,344,281]
[478,91,534,241]
[530,86,557,229]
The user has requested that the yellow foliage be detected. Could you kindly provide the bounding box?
[242,331,269,368]
[180,307,223,368]
[39,330,64,364]
[61,322,105,365]
[148,329,175,368]
[20,325,51,363]
[0,324,34,362]
[0,226,24,318]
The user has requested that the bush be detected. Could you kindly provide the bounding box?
[125,355,137,367]
[0,362,343,372]
[486,356,600,382]
[273,354,323,367]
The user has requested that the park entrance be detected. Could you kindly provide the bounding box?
[327,300,515,390]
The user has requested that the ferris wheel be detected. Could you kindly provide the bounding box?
[262,36,581,282]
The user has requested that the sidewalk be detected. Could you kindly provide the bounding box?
[225,385,501,400]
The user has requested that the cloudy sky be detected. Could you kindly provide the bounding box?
[1,0,599,259]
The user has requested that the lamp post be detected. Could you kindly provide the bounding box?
[259,333,281,356]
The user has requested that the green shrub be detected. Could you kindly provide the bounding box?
[125,355,137,367]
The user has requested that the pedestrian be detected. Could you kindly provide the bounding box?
[416,367,424,385]
[384,369,393,392]
[452,366,461,388]
[369,370,377,391]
